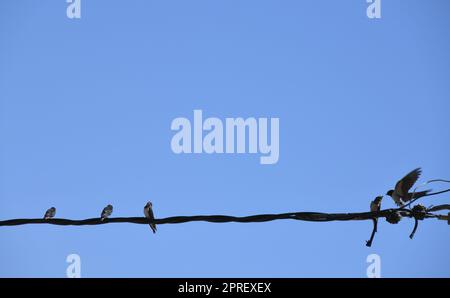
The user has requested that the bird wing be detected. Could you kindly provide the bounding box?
[370,202,376,212]
[144,207,157,233]
[144,207,154,219]
[148,208,155,219]
[395,168,421,196]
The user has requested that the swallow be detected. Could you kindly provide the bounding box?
[370,196,383,233]
[370,196,383,212]
[100,204,113,221]
[144,201,157,233]
[44,207,56,219]
[386,168,431,206]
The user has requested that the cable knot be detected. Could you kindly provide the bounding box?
[386,210,402,224]
[411,204,427,220]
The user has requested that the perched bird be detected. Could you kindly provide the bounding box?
[143,201,157,233]
[386,168,431,206]
[44,207,56,219]
[370,196,383,212]
[370,196,383,233]
[100,204,113,221]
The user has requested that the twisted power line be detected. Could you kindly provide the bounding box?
[0,209,435,226]
[1,179,449,247]
[1,205,449,247]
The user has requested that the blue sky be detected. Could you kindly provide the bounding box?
[1,0,449,277]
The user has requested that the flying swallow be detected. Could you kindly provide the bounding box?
[100,204,113,221]
[144,201,157,233]
[370,196,383,212]
[386,168,431,206]
[44,207,56,219]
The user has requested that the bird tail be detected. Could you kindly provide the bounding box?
[405,189,432,201]
[412,189,432,199]
[150,224,157,234]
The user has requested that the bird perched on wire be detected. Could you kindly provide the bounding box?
[370,196,383,213]
[370,196,383,233]
[386,168,431,207]
[100,204,113,221]
[144,201,157,233]
[44,207,56,220]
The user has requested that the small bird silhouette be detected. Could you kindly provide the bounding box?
[44,207,56,219]
[143,202,157,234]
[386,168,431,206]
[370,196,383,233]
[370,196,383,212]
[100,204,113,221]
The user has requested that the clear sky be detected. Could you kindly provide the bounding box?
[0,0,449,277]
